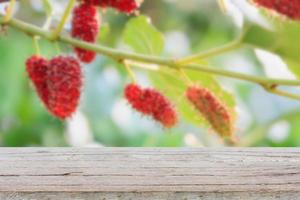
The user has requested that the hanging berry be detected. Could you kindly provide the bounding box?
[124,83,178,128]
[26,55,82,119]
[82,0,139,14]
[71,3,100,63]
[186,86,233,138]
[26,55,50,107]
[252,0,300,20]
[124,83,151,114]
[47,56,82,119]
[143,88,178,128]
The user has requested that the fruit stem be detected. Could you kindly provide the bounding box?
[177,39,242,65]
[263,84,300,100]
[33,36,41,55]
[124,60,137,83]
[178,68,193,86]
[50,0,76,40]
[54,42,61,54]
[3,0,16,23]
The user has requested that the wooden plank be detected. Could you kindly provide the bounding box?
[0,148,300,200]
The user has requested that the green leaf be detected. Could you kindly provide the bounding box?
[98,23,110,42]
[122,15,165,55]
[242,19,300,78]
[284,58,300,79]
[122,15,236,136]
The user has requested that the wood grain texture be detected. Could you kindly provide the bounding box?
[0,148,300,200]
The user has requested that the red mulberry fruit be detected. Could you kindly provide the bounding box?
[26,55,82,119]
[71,3,100,63]
[47,56,82,119]
[26,55,50,106]
[110,0,139,14]
[82,0,139,14]
[186,86,233,137]
[143,88,178,128]
[253,0,300,20]
[124,84,178,128]
[124,83,150,114]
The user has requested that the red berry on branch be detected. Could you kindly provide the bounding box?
[111,0,139,14]
[47,56,83,119]
[82,0,139,14]
[71,3,100,63]
[143,88,177,128]
[186,86,233,137]
[153,105,178,129]
[124,84,177,128]
[253,0,300,20]
[124,83,152,115]
[26,55,50,106]
[26,55,82,119]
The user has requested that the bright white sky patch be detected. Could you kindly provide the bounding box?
[66,111,95,147]
[184,133,202,147]
[267,121,290,143]
[111,99,134,131]
[165,31,190,57]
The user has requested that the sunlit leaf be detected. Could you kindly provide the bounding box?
[123,15,164,55]
[242,20,300,78]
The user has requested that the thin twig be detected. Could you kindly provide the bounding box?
[50,0,76,40]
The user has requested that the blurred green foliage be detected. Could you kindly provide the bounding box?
[1,0,300,147]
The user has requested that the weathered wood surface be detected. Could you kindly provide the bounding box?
[1,148,300,200]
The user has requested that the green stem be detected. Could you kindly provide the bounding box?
[1,15,300,100]
[184,64,300,86]
[177,68,193,86]
[177,40,242,65]
[54,42,61,54]
[3,0,16,23]
[265,87,300,100]
[50,0,76,40]
[33,36,41,55]
[124,61,137,83]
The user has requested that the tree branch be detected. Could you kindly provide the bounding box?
[177,40,242,65]
[1,15,300,100]
[263,86,300,100]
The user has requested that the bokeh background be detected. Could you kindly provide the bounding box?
[1,0,300,147]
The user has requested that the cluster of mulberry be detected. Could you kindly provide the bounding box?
[24,0,234,138]
[124,84,178,128]
[26,0,141,120]
[123,83,234,136]
[26,55,82,119]
[253,0,300,20]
